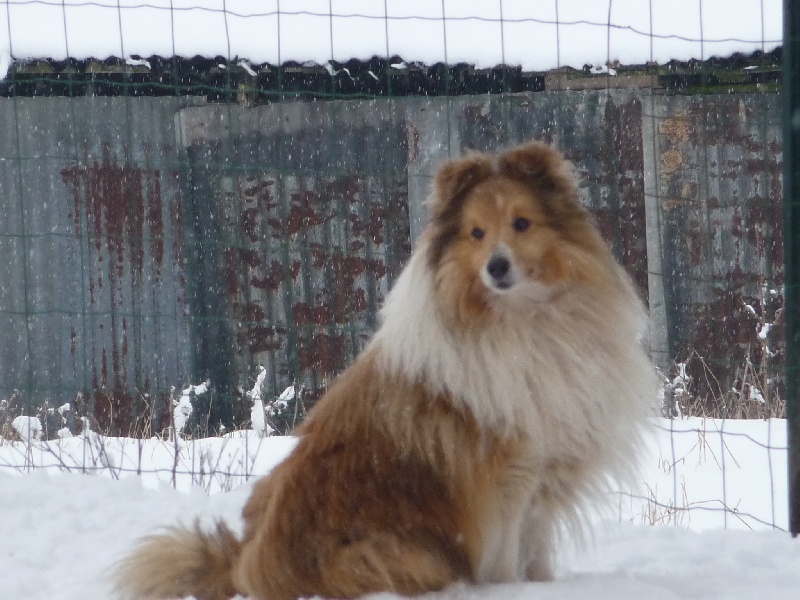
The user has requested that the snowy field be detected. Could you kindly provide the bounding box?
[1,417,798,600]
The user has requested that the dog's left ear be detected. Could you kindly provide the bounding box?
[497,142,594,237]
[497,143,575,197]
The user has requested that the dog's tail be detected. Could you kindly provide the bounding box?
[115,521,241,600]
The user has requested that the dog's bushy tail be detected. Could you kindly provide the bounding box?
[115,521,241,600]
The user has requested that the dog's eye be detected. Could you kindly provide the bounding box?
[471,227,485,240]
[513,217,531,232]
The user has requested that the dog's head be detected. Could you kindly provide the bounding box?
[426,142,615,326]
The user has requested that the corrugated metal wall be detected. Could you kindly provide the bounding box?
[0,90,783,433]
[643,93,783,405]
[0,97,201,433]
[175,102,411,428]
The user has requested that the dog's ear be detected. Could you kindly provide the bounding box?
[497,142,585,221]
[430,154,493,219]
[497,142,575,197]
[425,153,492,267]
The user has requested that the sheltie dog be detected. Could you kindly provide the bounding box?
[116,142,654,600]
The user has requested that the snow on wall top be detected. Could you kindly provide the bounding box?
[0,0,783,80]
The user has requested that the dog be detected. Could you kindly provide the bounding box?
[116,142,654,600]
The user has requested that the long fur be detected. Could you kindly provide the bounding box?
[116,142,654,600]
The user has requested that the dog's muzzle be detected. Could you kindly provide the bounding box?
[485,252,514,290]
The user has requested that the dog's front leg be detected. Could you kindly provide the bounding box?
[519,502,556,582]
[475,462,537,583]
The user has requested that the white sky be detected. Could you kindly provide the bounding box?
[0,0,783,80]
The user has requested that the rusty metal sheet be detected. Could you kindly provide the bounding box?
[644,93,783,408]
[0,90,784,433]
[176,102,411,424]
[0,96,200,434]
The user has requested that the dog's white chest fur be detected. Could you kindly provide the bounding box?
[373,242,654,487]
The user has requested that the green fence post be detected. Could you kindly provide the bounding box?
[784,0,800,537]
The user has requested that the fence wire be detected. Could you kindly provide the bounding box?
[0,0,793,532]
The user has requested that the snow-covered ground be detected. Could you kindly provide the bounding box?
[0,0,783,79]
[1,417,798,600]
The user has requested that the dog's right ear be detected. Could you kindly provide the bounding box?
[425,154,493,268]
[429,154,493,219]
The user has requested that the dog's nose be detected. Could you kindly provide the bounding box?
[487,256,510,281]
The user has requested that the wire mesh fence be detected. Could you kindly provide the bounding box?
[0,1,793,532]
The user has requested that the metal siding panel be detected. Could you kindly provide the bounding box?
[648,94,783,407]
[0,97,197,432]
[0,90,784,431]
[177,103,410,424]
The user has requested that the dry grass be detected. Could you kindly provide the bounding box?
[661,349,785,421]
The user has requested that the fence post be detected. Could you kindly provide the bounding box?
[784,0,800,537]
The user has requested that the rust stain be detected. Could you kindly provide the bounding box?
[660,149,683,174]
[61,150,166,289]
[92,389,136,436]
[241,207,261,243]
[598,96,648,299]
[61,150,186,394]
[121,318,128,359]
[220,170,409,409]
[242,325,286,354]
[658,111,692,142]
[224,247,240,296]
[685,98,765,153]
[146,171,165,278]
[685,219,708,268]
[297,332,346,373]
[287,190,331,235]
[662,198,685,211]
[654,95,784,408]
[294,303,331,326]
[350,205,389,245]
[238,248,262,268]
[251,259,299,291]
[731,205,744,240]
[328,254,386,323]
[101,348,108,388]
[242,302,265,322]
[405,118,420,162]
[745,193,784,271]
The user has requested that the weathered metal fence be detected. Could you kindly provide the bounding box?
[0,88,784,433]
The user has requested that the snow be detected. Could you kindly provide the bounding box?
[0,0,783,80]
[10,415,42,442]
[0,417,798,599]
[277,385,296,402]
[247,367,272,437]
[172,380,210,434]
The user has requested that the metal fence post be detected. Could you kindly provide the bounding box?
[784,0,800,538]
